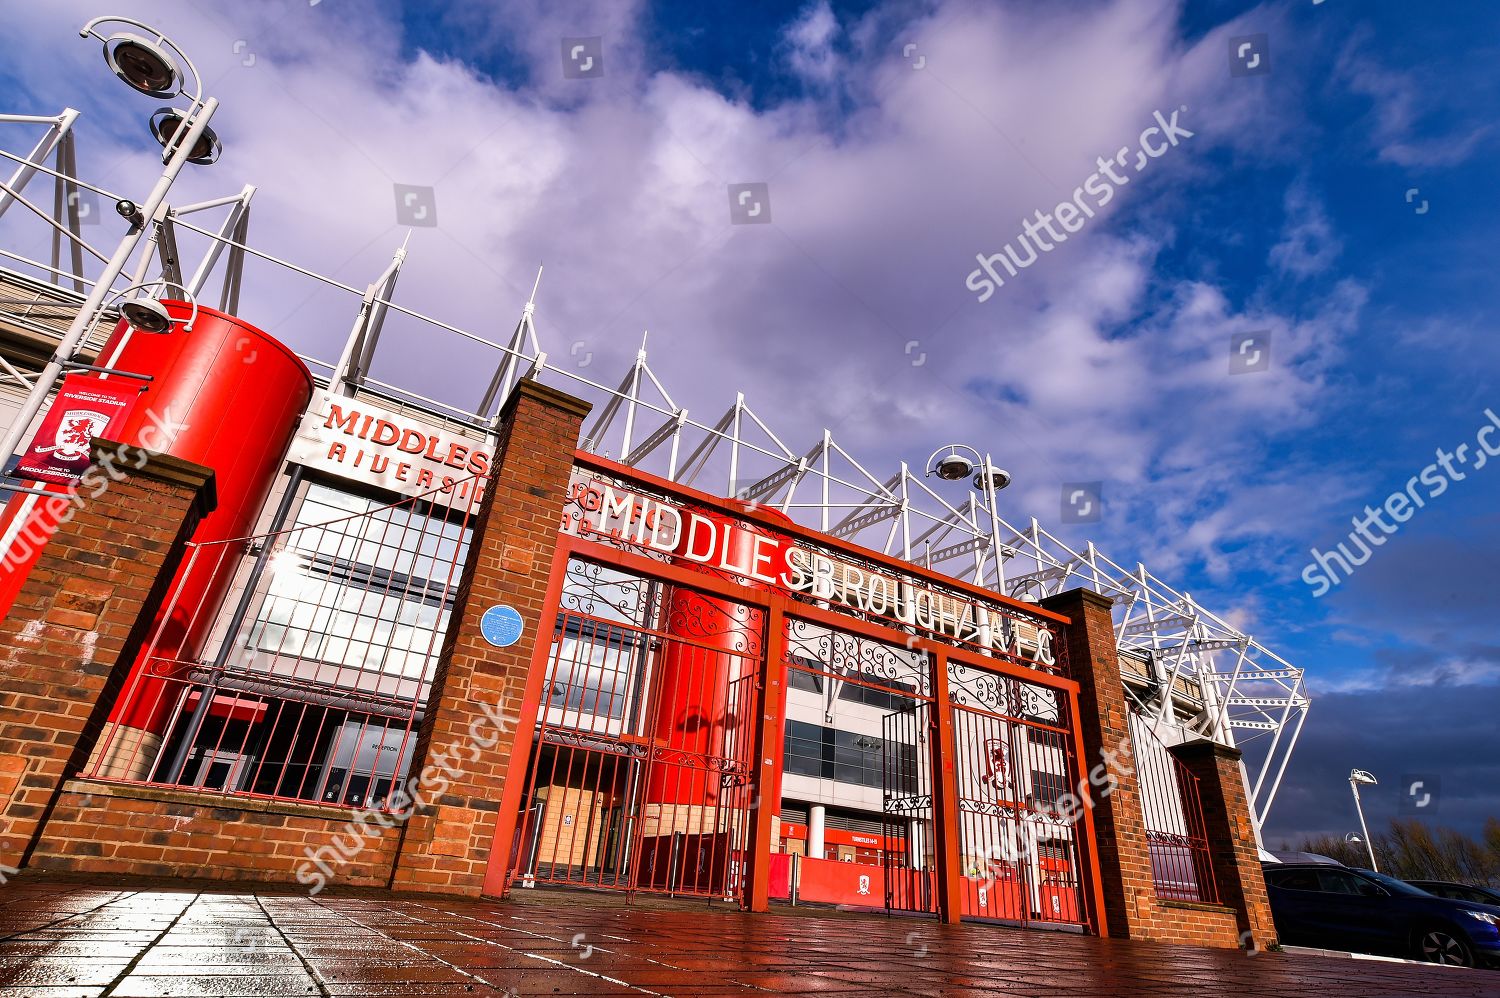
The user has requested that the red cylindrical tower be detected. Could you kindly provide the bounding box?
[646,503,794,807]
[94,301,312,776]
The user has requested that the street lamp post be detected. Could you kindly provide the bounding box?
[0,16,219,478]
[1349,769,1379,870]
[924,443,1013,593]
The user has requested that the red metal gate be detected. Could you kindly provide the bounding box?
[881,702,937,915]
[492,456,1102,929]
[947,671,1087,928]
[508,555,763,901]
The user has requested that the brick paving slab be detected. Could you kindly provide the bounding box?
[0,878,1494,997]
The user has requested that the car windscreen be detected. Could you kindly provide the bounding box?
[1357,870,1432,897]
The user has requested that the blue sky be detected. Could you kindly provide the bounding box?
[2,0,1498,844]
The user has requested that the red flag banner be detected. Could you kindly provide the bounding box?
[12,374,141,485]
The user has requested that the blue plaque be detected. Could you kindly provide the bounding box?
[480,604,525,648]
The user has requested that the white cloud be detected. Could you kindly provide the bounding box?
[0,0,1364,620]
[1336,45,1493,168]
[782,1,843,86]
[1269,179,1341,278]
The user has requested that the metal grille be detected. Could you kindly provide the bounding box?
[950,686,1086,927]
[880,702,936,915]
[1130,709,1220,905]
[512,557,763,901]
[82,478,478,812]
[777,615,936,913]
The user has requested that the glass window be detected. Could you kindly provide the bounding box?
[1029,768,1069,806]
[781,721,913,790]
[788,667,823,695]
[837,675,917,711]
[1270,869,1320,892]
[237,483,471,697]
[1318,870,1370,895]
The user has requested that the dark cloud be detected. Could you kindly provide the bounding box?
[1260,682,1500,849]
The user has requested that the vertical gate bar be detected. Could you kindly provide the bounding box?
[744,597,787,912]
[929,648,962,924]
[631,585,670,902]
[1067,686,1108,936]
[1011,701,1033,927]
[577,748,602,885]
[481,539,574,897]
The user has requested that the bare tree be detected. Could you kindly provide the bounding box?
[1297,818,1499,885]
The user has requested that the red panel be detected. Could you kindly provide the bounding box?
[768,852,792,900]
[794,856,886,907]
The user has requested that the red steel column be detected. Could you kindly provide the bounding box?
[91,303,312,776]
[646,507,793,808]
[744,597,789,912]
[929,648,963,924]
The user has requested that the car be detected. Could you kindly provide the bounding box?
[1409,881,1500,907]
[1263,862,1500,967]
[1264,850,1342,866]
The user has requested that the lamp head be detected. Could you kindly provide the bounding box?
[103,32,183,97]
[1350,769,1378,786]
[149,108,221,165]
[120,297,175,334]
[933,453,975,481]
[974,465,1012,493]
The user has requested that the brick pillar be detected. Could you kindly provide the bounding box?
[390,378,591,896]
[1040,587,1154,939]
[1170,740,1277,948]
[0,439,215,872]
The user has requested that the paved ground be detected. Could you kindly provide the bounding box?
[0,878,1495,997]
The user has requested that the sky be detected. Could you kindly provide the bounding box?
[1,0,1497,846]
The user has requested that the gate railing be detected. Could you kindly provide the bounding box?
[81,479,478,813]
[512,564,764,902]
[949,687,1087,927]
[1129,709,1219,904]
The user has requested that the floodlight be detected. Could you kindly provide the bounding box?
[974,466,1012,493]
[102,32,183,97]
[119,297,174,333]
[149,107,221,165]
[933,453,975,481]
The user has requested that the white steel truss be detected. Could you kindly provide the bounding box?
[0,107,1308,833]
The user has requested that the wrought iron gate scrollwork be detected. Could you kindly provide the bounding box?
[559,558,662,624]
[783,617,929,696]
[664,595,763,658]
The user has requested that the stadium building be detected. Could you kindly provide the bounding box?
[0,71,1303,951]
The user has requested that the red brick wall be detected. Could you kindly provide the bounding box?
[1041,588,1157,938]
[1132,900,1245,949]
[1042,588,1246,949]
[0,441,214,872]
[389,378,591,895]
[1171,739,1278,949]
[29,780,400,890]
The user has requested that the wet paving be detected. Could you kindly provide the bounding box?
[0,878,1495,997]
